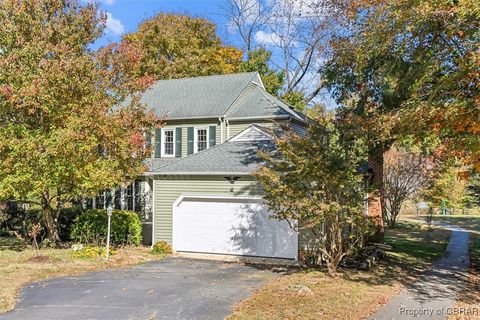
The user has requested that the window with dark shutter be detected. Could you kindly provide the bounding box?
[163,129,174,156]
[196,128,208,152]
[96,191,105,209]
[126,184,134,211]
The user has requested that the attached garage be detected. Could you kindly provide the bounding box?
[172,195,298,260]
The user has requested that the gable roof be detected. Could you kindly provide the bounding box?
[226,84,306,122]
[145,125,276,175]
[137,72,259,120]
[124,72,307,123]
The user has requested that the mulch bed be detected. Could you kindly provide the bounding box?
[27,255,51,263]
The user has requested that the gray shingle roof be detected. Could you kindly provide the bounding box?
[143,158,179,171]
[138,72,258,119]
[145,127,276,175]
[227,84,306,122]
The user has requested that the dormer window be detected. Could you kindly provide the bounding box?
[162,129,175,157]
[194,127,208,153]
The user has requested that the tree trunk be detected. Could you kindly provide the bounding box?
[42,194,60,243]
[326,261,338,276]
[368,146,385,241]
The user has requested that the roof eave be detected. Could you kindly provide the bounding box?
[144,171,253,176]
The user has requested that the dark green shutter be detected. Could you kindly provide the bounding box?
[187,127,194,155]
[134,180,141,212]
[114,188,122,209]
[154,128,161,158]
[175,127,182,158]
[209,126,216,147]
[145,131,152,148]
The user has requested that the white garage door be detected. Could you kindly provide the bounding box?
[172,195,298,260]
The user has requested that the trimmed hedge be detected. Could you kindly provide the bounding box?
[71,209,142,246]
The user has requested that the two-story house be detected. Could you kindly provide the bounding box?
[94,72,308,260]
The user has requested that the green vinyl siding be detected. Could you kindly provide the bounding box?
[228,120,278,138]
[153,175,263,243]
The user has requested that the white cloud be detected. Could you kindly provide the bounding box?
[254,30,281,46]
[105,12,124,35]
[102,0,116,5]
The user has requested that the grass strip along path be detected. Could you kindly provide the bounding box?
[229,220,451,320]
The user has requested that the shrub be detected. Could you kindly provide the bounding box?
[71,209,142,246]
[151,241,173,255]
[1,205,84,243]
[58,207,84,242]
[72,246,116,259]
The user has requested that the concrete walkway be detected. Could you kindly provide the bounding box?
[370,224,470,320]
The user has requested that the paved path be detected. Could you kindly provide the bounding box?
[0,257,275,320]
[370,224,470,320]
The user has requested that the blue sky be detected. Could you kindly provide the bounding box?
[94,0,337,108]
[96,0,233,48]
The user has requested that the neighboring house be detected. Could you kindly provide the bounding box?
[94,72,308,260]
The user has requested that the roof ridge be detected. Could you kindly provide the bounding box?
[152,72,258,83]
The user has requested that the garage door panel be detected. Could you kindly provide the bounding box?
[172,197,297,259]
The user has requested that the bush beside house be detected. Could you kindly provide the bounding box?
[0,204,83,243]
[71,209,142,246]
[151,241,173,255]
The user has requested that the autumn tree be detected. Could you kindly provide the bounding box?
[324,0,479,233]
[383,148,431,228]
[121,14,243,80]
[466,174,480,207]
[427,163,470,214]
[255,117,370,275]
[325,0,480,169]
[0,0,158,242]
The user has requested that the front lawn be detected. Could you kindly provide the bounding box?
[0,237,162,313]
[229,220,451,320]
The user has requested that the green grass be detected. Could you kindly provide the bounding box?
[385,221,450,264]
[432,215,480,235]
[229,219,451,320]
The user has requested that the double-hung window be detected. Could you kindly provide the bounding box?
[195,127,208,153]
[162,129,175,157]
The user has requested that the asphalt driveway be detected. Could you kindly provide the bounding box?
[0,257,276,320]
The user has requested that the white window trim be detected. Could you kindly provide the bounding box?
[161,128,176,157]
[194,126,209,153]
